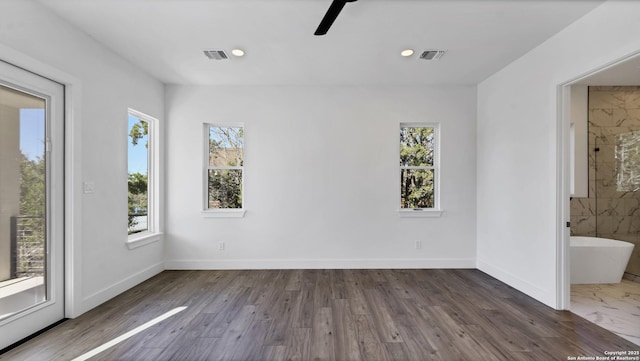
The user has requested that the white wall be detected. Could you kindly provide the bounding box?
[165,86,476,269]
[477,0,640,308]
[0,0,165,316]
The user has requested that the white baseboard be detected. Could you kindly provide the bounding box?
[164,258,476,270]
[80,262,164,315]
[476,258,555,308]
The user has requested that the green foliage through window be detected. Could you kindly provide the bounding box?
[400,126,436,208]
[20,153,45,216]
[18,153,46,277]
[128,115,149,234]
[208,126,243,209]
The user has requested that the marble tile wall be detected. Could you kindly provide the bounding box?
[570,86,640,277]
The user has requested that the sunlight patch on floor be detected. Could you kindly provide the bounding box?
[71,306,187,361]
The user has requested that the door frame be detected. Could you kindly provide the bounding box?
[0,44,83,319]
[555,49,640,310]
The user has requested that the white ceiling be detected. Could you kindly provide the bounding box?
[38,0,606,85]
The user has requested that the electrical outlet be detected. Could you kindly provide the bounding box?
[218,241,225,251]
[83,181,95,194]
[415,240,422,250]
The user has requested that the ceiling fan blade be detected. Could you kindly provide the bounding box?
[314,0,356,36]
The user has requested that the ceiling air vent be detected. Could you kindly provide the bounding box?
[204,50,229,60]
[419,50,446,60]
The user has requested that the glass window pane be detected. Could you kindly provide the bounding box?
[400,127,434,167]
[208,169,242,209]
[0,83,47,319]
[128,115,148,234]
[400,169,435,208]
[209,127,243,167]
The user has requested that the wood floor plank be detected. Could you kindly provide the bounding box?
[405,308,467,361]
[349,269,376,289]
[293,281,315,329]
[382,342,410,361]
[418,304,504,361]
[207,305,258,361]
[146,337,219,361]
[313,270,332,309]
[283,328,311,361]
[381,269,422,300]
[247,270,288,307]
[369,270,388,284]
[2,269,637,361]
[329,270,347,300]
[284,269,303,291]
[462,324,545,361]
[262,290,300,346]
[362,287,403,343]
[331,299,361,361]
[412,276,450,307]
[201,281,250,314]
[344,271,370,315]
[374,283,415,328]
[354,314,390,361]
[185,287,252,339]
[98,346,165,361]
[395,326,441,361]
[260,345,286,361]
[309,307,335,361]
[228,318,271,361]
[481,308,553,352]
[301,269,318,284]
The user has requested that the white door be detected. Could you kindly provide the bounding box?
[0,60,65,350]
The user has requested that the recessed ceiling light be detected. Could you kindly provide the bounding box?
[231,49,245,57]
[401,49,414,57]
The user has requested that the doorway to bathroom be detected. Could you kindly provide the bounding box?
[558,52,640,345]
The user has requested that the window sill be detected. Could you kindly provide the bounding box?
[398,209,444,218]
[202,209,247,218]
[126,232,163,250]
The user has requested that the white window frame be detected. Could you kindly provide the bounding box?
[126,108,162,248]
[398,122,443,218]
[202,123,246,218]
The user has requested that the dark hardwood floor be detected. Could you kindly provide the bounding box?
[1,269,637,360]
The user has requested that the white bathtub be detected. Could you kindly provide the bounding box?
[570,236,635,284]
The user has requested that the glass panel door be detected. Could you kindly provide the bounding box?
[0,84,47,320]
[0,61,64,350]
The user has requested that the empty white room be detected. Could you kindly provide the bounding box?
[0,0,639,360]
